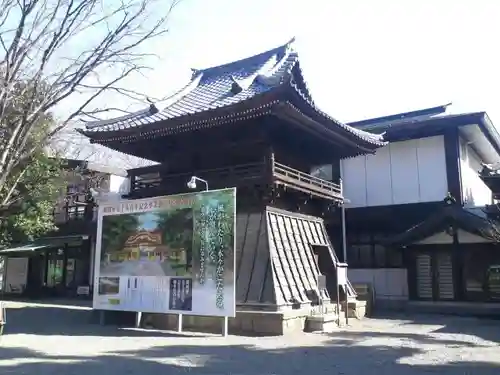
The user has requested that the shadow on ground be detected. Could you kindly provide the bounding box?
[372,311,500,344]
[0,297,92,307]
[0,337,499,375]
[1,304,190,338]
[1,303,500,374]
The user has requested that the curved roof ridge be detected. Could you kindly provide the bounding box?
[231,52,281,91]
[257,43,296,86]
[289,57,313,102]
[79,37,386,153]
[194,38,295,75]
[84,104,158,129]
[155,72,204,111]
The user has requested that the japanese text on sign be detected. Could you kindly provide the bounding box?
[102,197,195,215]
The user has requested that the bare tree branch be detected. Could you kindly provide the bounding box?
[0,0,182,200]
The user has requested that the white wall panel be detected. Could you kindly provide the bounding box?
[348,268,408,300]
[342,136,448,207]
[416,136,448,202]
[341,155,367,206]
[365,147,393,206]
[390,140,420,205]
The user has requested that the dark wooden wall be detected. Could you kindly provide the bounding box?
[235,206,346,309]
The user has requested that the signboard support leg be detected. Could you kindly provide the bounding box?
[344,286,349,326]
[135,312,142,328]
[177,314,183,333]
[99,310,105,325]
[336,287,340,327]
[222,316,228,337]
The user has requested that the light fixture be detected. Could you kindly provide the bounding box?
[187,176,208,191]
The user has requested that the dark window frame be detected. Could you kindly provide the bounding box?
[347,232,404,269]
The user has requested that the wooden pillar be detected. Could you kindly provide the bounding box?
[62,243,69,294]
[451,226,464,301]
[404,248,418,300]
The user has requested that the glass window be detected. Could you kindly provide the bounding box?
[358,245,373,267]
[347,244,360,266]
[348,244,373,268]
[386,247,403,267]
[65,259,76,287]
[46,251,64,287]
[463,247,500,301]
[374,245,386,267]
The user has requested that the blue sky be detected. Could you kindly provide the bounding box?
[137,213,158,231]
[84,1,500,127]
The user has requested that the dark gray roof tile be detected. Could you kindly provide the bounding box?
[81,39,385,147]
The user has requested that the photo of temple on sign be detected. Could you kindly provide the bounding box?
[100,208,194,277]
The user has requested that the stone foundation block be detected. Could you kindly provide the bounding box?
[305,313,338,332]
[143,309,309,336]
[342,300,367,319]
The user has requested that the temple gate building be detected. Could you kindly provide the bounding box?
[79,39,386,334]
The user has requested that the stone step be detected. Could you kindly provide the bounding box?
[304,313,339,333]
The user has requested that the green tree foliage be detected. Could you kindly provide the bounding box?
[156,208,194,266]
[101,214,140,259]
[0,150,66,247]
[0,0,183,246]
[156,208,194,250]
[0,88,67,247]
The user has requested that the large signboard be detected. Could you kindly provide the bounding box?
[93,188,236,317]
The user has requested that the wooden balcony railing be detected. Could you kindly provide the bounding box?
[273,162,342,200]
[129,160,343,201]
[53,204,96,224]
[130,162,267,196]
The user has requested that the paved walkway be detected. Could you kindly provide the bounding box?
[1,301,500,374]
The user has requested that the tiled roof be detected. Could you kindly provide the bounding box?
[234,207,357,307]
[49,129,157,172]
[347,103,452,131]
[348,104,500,158]
[383,203,500,246]
[80,39,385,147]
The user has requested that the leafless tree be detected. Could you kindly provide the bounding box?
[0,0,181,196]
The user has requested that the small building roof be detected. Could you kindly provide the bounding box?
[348,104,500,164]
[347,103,452,131]
[383,203,500,246]
[50,128,157,175]
[78,39,386,155]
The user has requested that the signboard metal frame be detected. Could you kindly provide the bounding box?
[93,188,237,328]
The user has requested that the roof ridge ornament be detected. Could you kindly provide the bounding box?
[84,104,159,129]
[444,192,457,205]
[256,48,296,86]
[190,68,199,79]
[230,75,244,94]
[231,51,282,94]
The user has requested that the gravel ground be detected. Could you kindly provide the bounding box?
[1,301,500,374]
